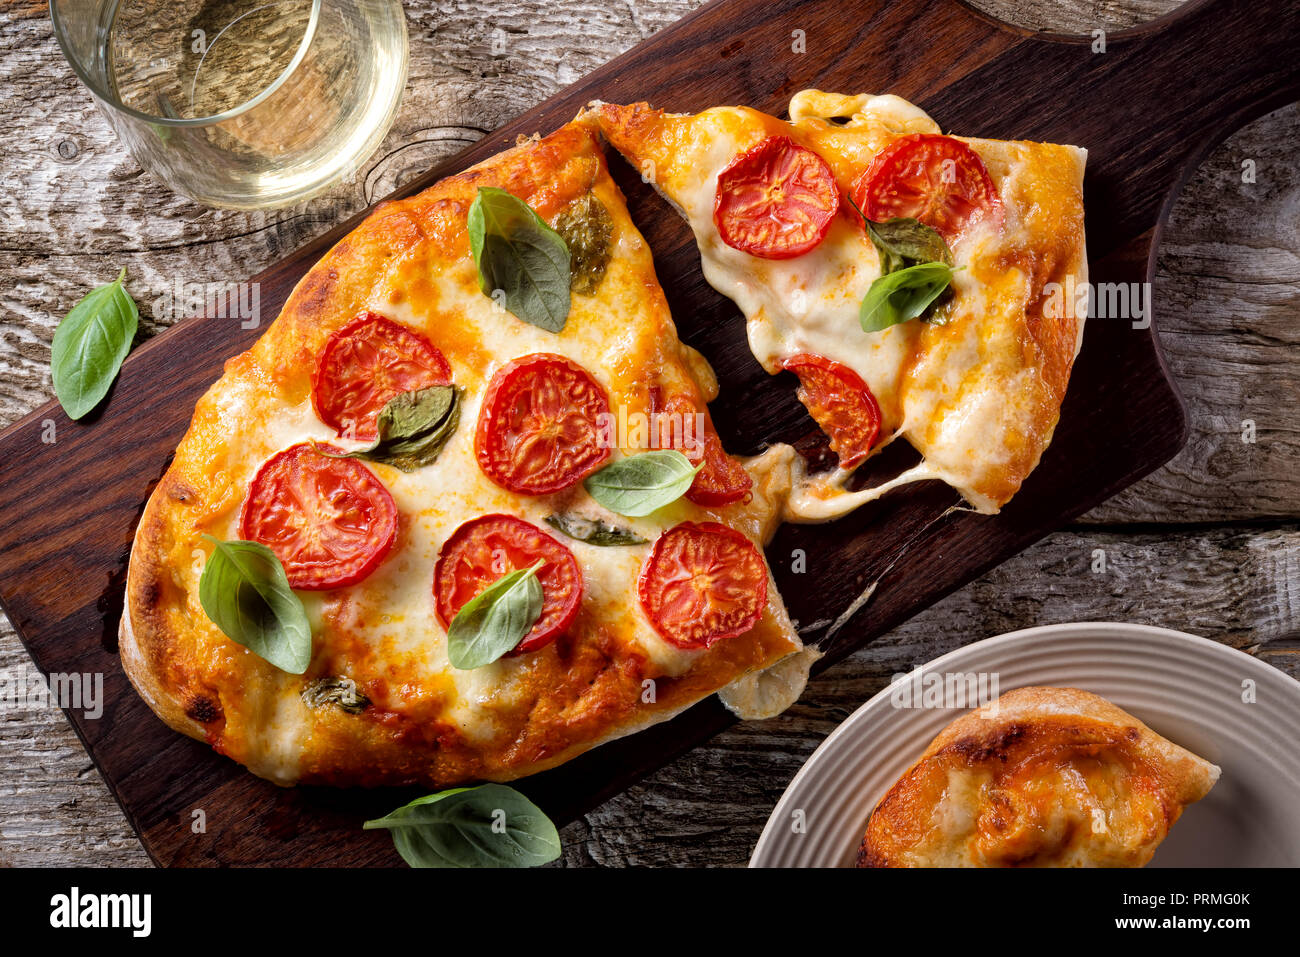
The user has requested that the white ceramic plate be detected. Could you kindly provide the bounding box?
[750,622,1300,867]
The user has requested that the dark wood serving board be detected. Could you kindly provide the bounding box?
[0,0,1296,866]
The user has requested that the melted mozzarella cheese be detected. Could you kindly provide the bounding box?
[631,92,1087,520]
[927,759,1163,867]
[717,645,822,720]
[788,91,939,132]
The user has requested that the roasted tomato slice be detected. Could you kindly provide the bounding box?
[851,134,1002,242]
[434,513,583,655]
[651,390,752,507]
[713,135,841,260]
[781,354,881,470]
[638,521,768,650]
[240,443,398,590]
[475,353,612,495]
[313,312,452,441]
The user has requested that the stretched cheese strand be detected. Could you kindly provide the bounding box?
[786,458,952,522]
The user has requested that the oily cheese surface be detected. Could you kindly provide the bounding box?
[593,91,1088,516]
[858,687,1220,867]
[121,119,802,788]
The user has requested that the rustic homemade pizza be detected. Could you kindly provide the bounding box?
[592,91,1088,518]
[121,118,811,788]
[858,687,1219,867]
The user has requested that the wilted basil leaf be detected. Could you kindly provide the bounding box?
[198,536,311,674]
[301,676,370,714]
[468,187,571,332]
[320,385,460,472]
[446,560,544,670]
[363,783,561,868]
[865,217,952,274]
[552,192,613,295]
[583,450,701,518]
[545,512,647,546]
[50,267,139,420]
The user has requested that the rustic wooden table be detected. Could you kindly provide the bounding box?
[0,0,1295,867]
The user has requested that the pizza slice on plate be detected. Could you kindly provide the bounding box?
[858,687,1219,867]
[592,91,1088,518]
[121,118,810,788]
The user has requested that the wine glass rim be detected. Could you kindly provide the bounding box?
[50,0,324,127]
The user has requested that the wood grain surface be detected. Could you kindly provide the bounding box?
[0,0,1296,867]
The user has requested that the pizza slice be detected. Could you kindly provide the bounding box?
[121,117,810,789]
[858,687,1219,867]
[592,91,1087,517]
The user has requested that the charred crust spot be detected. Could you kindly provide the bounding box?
[952,723,1028,764]
[293,267,339,323]
[857,835,889,868]
[186,695,222,724]
[140,579,162,611]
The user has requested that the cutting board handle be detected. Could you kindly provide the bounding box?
[978,0,1300,256]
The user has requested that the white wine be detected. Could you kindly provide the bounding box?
[83,0,407,208]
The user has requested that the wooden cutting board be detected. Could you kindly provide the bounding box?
[0,0,1295,866]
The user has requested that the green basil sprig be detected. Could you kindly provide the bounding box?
[50,267,139,420]
[446,560,544,670]
[198,536,311,674]
[583,450,701,518]
[545,512,647,546]
[468,187,571,332]
[852,200,958,333]
[319,385,460,472]
[859,261,955,333]
[364,783,561,868]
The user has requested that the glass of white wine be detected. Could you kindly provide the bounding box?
[51,0,409,209]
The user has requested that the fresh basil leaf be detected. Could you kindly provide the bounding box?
[301,676,370,714]
[446,559,544,670]
[859,261,954,333]
[320,385,460,472]
[198,536,311,674]
[865,217,952,273]
[363,783,561,869]
[468,187,571,332]
[50,267,139,420]
[545,512,647,546]
[583,450,701,518]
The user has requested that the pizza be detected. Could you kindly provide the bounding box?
[120,90,1095,800]
[858,687,1220,867]
[120,118,813,789]
[591,90,1088,518]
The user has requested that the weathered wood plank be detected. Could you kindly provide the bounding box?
[0,619,152,868]
[1,0,1296,867]
[974,0,1181,32]
[1082,103,1300,524]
